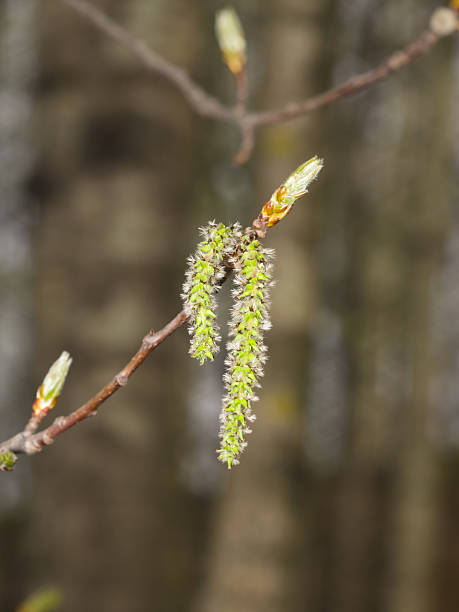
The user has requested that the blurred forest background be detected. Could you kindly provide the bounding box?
[0,0,458,611]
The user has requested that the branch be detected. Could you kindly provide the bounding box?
[0,154,325,468]
[58,0,234,122]
[0,310,188,460]
[0,223,252,466]
[56,0,457,164]
[232,117,255,166]
[250,25,448,128]
[0,206,264,467]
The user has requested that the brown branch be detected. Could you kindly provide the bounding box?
[235,68,249,112]
[1,4,454,469]
[0,211,268,466]
[56,0,457,162]
[232,117,255,166]
[0,310,188,458]
[249,28,444,128]
[58,0,234,122]
[231,65,253,165]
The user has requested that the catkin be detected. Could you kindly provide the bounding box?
[218,234,274,468]
[182,222,240,364]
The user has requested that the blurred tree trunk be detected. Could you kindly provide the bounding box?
[0,1,36,608]
[433,43,459,609]
[194,1,331,611]
[25,2,208,611]
[384,22,455,612]
[313,2,456,612]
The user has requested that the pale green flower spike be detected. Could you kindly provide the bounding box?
[217,235,274,468]
[33,351,72,417]
[257,156,324,229]
[215,7,246,75]
[183,222,241,364]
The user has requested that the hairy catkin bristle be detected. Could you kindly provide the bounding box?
[217,235,274,468]
[182,222,241,364]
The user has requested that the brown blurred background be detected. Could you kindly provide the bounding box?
[0,0,458,611]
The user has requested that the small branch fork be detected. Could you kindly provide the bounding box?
[57,0,457,164]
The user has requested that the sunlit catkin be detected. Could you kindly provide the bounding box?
[217,235,274,468]
[182,222,240,364]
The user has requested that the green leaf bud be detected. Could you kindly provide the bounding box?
[256,156,324,230]
[215,7,246,75]
[33,351,72,417]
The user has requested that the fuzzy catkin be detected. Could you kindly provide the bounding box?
[182,222,240,364]
[218,234,274,468]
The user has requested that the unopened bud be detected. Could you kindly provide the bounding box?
[215,7,246,75]
[256,156,324,229]
[33,351,72,417]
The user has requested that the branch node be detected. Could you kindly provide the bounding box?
[24,436,44,454]
[115,373,129,387]
[42,432,55,447]
[142,337,154,350]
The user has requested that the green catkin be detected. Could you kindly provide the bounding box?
[217,234,274,468]
[182,222,240,364]
[183,157,323,468]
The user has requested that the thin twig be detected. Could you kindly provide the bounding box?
[56,0,457,159]
[0,310,188,457]
[24,414,43,436]
[58,0,234,122]
[235,68,249,111]
[232,117,255,166]
[231,66,252,164]
[249,28,444,127]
